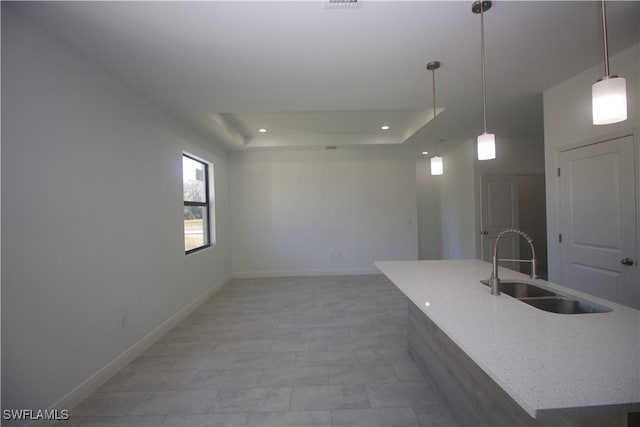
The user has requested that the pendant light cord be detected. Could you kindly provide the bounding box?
[431,68,438,156]
[480,2,488,134]
[600,0,610,77]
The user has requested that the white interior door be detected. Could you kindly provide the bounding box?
[559,135,638,309]
[480,175,519,271]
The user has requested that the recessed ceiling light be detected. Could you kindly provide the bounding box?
[381,125,390,130]
[421,151,429,155]
[258,128,267,133]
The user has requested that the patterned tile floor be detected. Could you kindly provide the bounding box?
[57,275,459,426]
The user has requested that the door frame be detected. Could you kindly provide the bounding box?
[478,174,520,263]
[550,127,639,285]
[478,174,547,275]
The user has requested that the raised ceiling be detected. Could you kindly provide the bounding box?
[216,108,442,148]
[10,1,640,151]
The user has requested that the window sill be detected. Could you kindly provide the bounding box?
[185,244,212,255]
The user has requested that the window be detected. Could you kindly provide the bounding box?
[182,153,213,253]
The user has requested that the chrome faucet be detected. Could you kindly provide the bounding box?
[488,228,538,296]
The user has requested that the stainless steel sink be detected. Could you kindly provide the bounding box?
[480,280,611,314]
[519,297,611,314]
[480,280,556,298]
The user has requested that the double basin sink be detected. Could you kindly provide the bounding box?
[480,279,611,314]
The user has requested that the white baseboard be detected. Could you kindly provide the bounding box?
[232,268,381,279]
[32,275,231,427]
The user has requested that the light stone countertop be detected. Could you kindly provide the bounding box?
[375,259,640,418]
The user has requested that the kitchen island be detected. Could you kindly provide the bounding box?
[375,259,640,427]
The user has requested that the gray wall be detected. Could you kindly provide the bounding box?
[1,6,231,416]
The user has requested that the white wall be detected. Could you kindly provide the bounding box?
[473,136,545,176]
[416,158,441,260]
[436,141,478,259]
[543,43,640,282]
[1,6,231,418]
[230,148,418,277]
[473,135,546,257]
[517,175,548,276]
[417,134,546,262]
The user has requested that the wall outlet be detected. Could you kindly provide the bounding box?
[119,313,127,329]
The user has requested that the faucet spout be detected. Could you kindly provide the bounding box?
[488,228,538,296]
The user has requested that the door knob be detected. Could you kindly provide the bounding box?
[621,257,635,266]
[480,230,489,236]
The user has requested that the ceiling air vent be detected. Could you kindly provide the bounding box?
[325,0,361,9]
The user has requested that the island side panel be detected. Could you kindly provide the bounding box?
[406,300,621,427]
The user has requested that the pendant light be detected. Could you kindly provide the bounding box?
[427,61,443,176]
[592,0,627,125]
[473,0,496,161]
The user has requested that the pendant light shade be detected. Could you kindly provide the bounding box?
[427,61,444,176]
[430,156,444,175]
[593,0,627,125]
[593,77,627,125]
[477,133,496,160]
[473,1,496,160]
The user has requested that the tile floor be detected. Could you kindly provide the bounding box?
[57,275,459,426]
